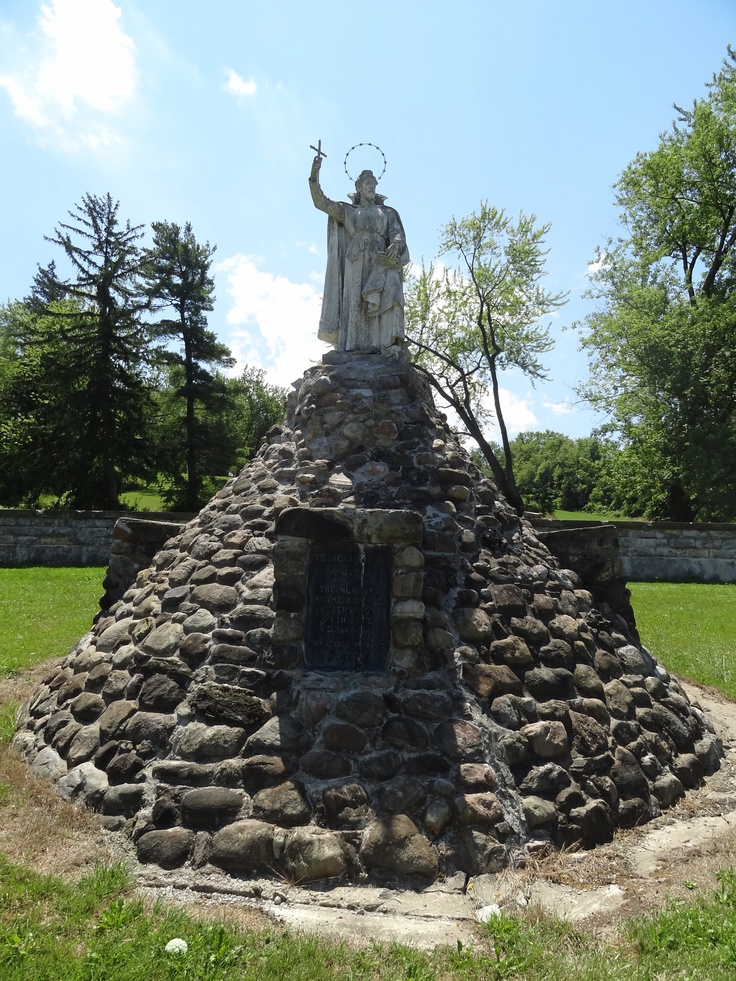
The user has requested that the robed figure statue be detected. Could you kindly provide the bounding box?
[309,150,410,353]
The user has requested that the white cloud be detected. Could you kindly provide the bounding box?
[586,253,608,276]
[0,0,137,151]
[542,397,575,417]
[439,387,538,449]
[222,69,257,100]
[487,389,539,439]
[216,254,327,389]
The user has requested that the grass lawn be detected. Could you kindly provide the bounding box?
[0,567,105,676]
[1,571,736,978]
[630,581,736,699]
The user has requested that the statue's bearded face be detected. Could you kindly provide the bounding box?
[358,176,377,203]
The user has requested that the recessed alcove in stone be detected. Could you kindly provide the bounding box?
[12,351,724,888]
[273,506,426,675]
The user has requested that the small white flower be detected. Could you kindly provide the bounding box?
[476,904,502,923]
[165,938,188,954]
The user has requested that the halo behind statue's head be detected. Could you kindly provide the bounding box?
[345,144,388,204]
[344,143,387,183]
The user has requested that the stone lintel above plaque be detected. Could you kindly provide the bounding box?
[275,506,423,545]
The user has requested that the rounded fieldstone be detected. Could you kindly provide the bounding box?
[123,712,176,751]
[246,715,310,754]
[281,828,345,883]
[57,761,108,806]
[523,795,558,829]
[573,664,605,699]
[454,608,494,642]
[302,750,352,779]
[252,781,311,826]
[322,782,370,828]
[524,667,575,702]
[384,688,448,720]
[610,748,650,799]
[239,755,290,791]
[617,645,656,677]
[458,763,497,789]
[360,815,438,879]
[519,763,571,795]
[382,716,429,750]
[181,788,244,828]
[100,783,145,816]
[568,799,615,845]
[98,700,139,742]
[375,776,427,815]
[569,711,609,756]
[510,616,549,646]
[548,615,580,643]
[672,753,704,789]
[653,771,685,807]
[43,710,75,742]
[101,670,131,700]
[137,828,194,869]
[66,724,101,767]
[96,618,133,654]
[183,608,218,635]
[491,636,535,668]
[139,675,186,713]
[31,746,67,781]
[453,792,503,827]
[210,820,274,873]
[178,722,248,761]
[322,722,368,753]
[354,751,400,781]
[464,664,523,700]
[107,751,145,784]
[190,683,271,728]
[335,691,386,727]
[190,583,239,612]
[433,719,483,761]
[424,798,452,837]
[52,721,83,755]
[141,621,184,658]
[522,720,569,758]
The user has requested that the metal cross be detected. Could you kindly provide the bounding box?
[309,140,327,160]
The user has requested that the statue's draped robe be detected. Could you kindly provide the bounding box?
[310,183,410,352]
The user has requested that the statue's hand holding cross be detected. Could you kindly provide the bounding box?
[309,140,326,181]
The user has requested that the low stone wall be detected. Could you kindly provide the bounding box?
[0,510,193,568]
[534,519,736,584]
[2,510,735,584]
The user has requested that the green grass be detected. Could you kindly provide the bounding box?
[2,859,736,979]
[0,567,105,677]
[630,581,736,698]
[2,572,736,977]
[119,489,166,511]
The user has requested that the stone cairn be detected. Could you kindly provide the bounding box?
[14,352,722,885]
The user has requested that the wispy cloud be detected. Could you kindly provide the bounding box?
[542,397,575,416]
[0,0,137,151]
[216,254,326,389]
[222,69,257,100]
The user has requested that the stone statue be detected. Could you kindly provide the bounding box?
[309,146,410,353]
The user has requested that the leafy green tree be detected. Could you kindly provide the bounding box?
[578,48,736,520]
[406,203,567,513]
[16,192,155,509]
[509,430,616,514]
[143,220,235,510]
[228,365,286,463]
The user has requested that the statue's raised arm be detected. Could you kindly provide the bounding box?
[308,143,409,354]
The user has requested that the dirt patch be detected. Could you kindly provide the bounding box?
[3,664,736,948]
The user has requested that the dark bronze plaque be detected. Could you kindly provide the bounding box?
[304,542,391,671]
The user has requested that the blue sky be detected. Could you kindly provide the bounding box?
[1,0,733,441]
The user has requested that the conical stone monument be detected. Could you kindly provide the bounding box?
[13,149,723,886]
